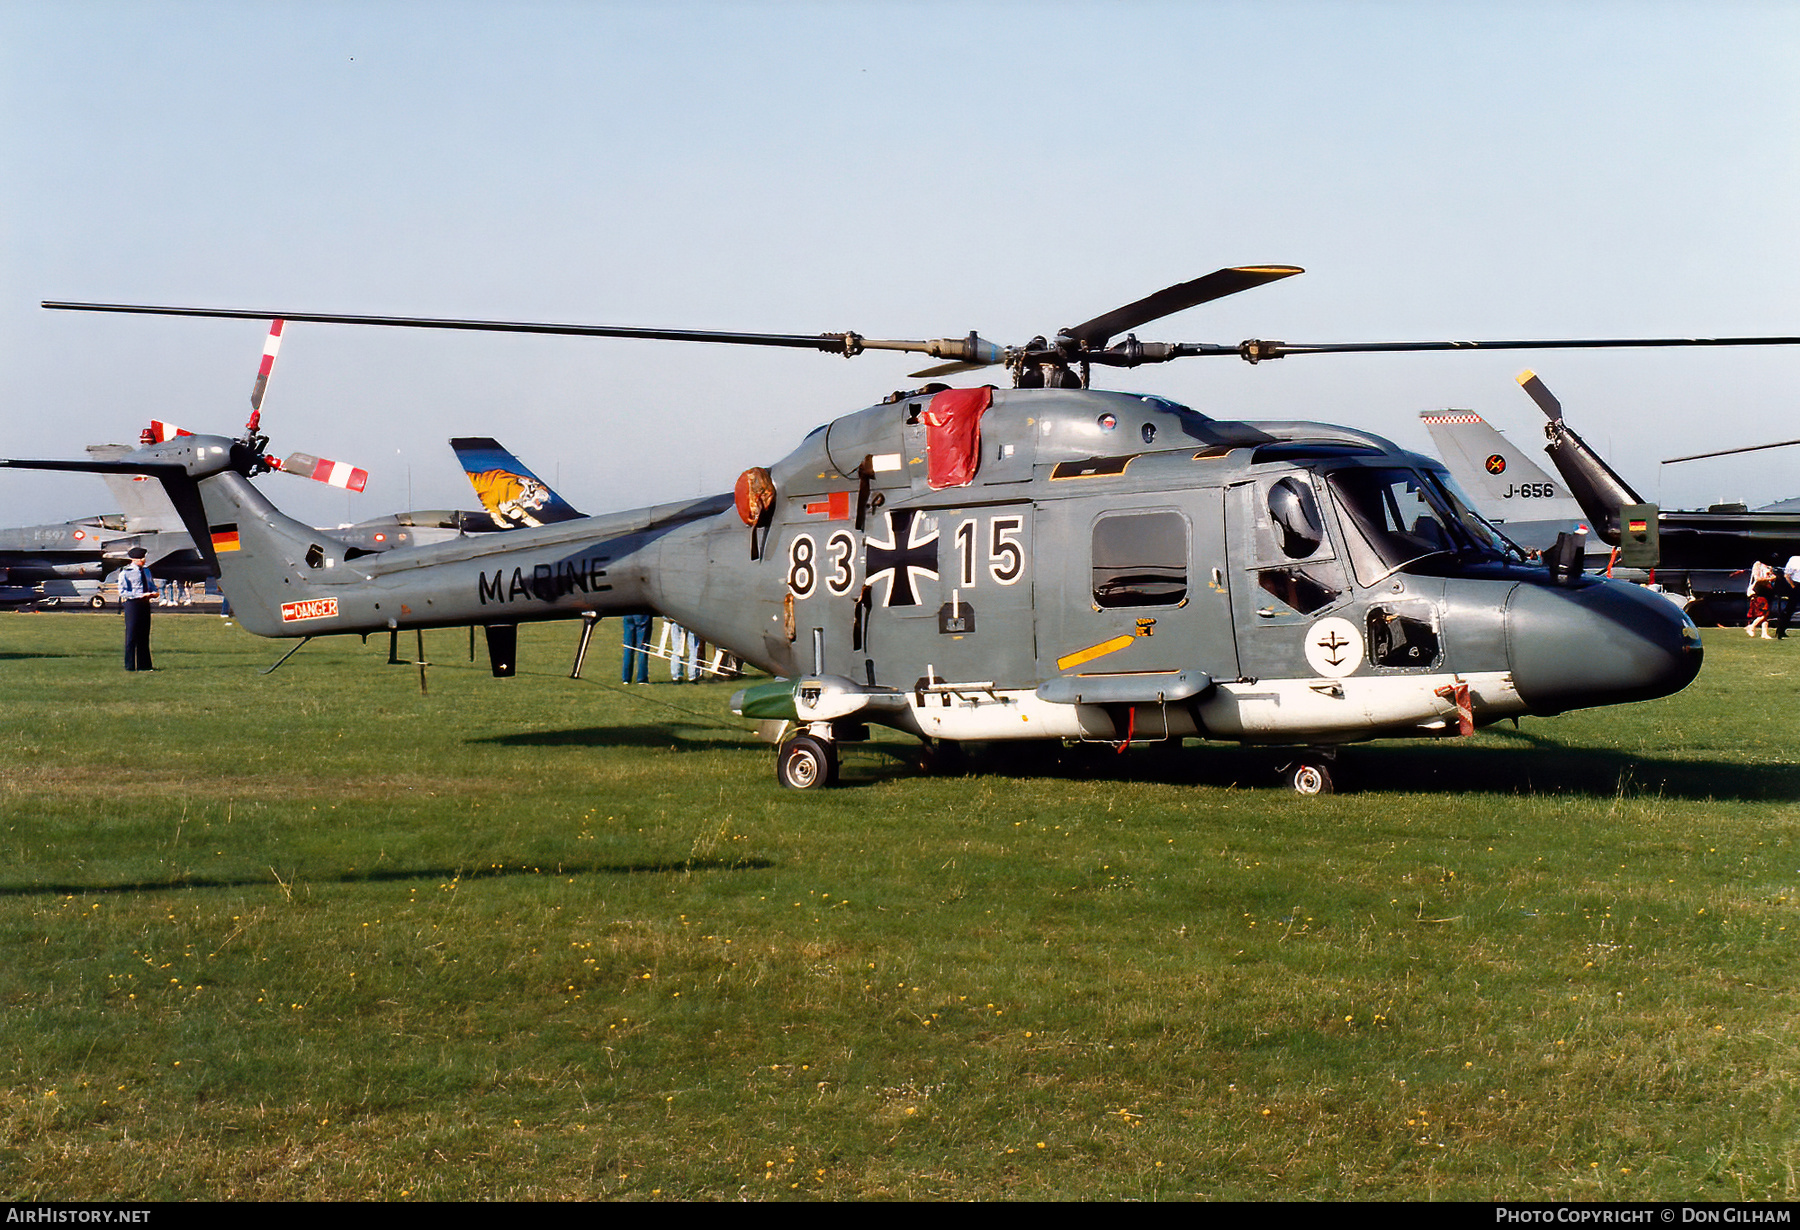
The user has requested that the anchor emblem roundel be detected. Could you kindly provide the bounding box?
[1304,616,1364,679]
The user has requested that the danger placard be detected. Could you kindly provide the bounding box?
[281,597,339,623]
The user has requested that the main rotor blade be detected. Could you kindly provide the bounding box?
[909,359,991,379]
[1222,334,1800,361]
[1065,265,1304,347]
[44,301,884,357]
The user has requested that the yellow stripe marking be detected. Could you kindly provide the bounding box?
[1056,634,1136,672]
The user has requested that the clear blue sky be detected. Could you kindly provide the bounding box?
[3,0,1797,526]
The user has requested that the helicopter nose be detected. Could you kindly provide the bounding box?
[1505,579,1703,716]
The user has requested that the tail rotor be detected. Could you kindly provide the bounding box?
[140,317,369,493]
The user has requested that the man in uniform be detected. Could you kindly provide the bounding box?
[118,546,156,671]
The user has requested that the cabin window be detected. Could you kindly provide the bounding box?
[1367,602,1442,668]
[1092,511,1188,608]
[1257,566,1340,615]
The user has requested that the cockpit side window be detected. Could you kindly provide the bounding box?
[1245,474,1347,616]
[1268,476,1325,558]
[1328,466,1499,585]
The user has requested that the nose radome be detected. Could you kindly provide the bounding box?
[1505,579,1703,716]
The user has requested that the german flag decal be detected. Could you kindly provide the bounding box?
[211,524,241,552]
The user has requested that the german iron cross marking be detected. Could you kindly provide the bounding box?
[865,509,939,608]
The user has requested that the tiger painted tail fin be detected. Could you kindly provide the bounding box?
[450,437,586,529]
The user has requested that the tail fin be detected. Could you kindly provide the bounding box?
[87,444,187,533]
[451,437,585,529]
[1420,408,1588,527]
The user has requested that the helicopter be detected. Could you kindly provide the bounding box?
[1508,370,1800,625]
[18,265,1792,793]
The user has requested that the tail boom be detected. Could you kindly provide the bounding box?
[199,467,726,638]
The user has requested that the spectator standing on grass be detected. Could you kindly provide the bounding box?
[118,547,156,671]
[1775,553,1800,640]
[620,612,652,684]
[668,621,697,682]
[1746,560,1777,639]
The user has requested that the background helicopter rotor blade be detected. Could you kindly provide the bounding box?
[1064,265,1304,347]
[1516,369,1563,422]
[1663,437,1800,464]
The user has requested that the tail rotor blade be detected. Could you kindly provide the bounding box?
[238,317,370,492]
[250,319,285,414]
[272,450,369,493]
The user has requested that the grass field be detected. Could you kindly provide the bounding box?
[1,610,1796,1200]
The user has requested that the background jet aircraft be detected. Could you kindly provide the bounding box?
[0,447,207,588]
[1418,409,1589,551]
[0,514,131,583]
[331,438,589,550]
[0,430,533,595]
[451,436,587,528]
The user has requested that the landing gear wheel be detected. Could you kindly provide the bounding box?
[88,595,106,610]
[1289,759,1334,796]
[776,734,838,790]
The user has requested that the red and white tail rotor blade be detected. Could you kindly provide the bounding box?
[247,316,372,494]
[270,450,369,493]
[249,318,284,423]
